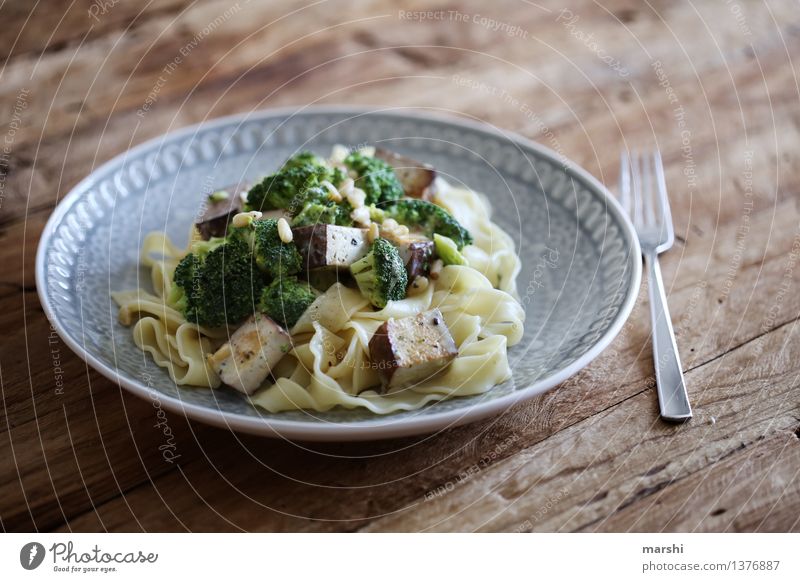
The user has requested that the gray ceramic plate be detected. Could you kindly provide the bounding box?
[36,107,641,441]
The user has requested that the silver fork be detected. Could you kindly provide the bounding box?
[620,150,692,422]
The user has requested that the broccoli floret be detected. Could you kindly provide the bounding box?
[434,233,469,266]
[291,201,353,227]
[281,151,326,170]
[169,237,265,327]
[384,199,473,249]
[229,218,302,278]
[245,151,350,214]
[350,238,408,308]
[169,237,227,312]
[245,163,330,214]
[331,166,347,186]
[249,219,302,278]
[168,252,198,313]
[344,151,403,205]
[258,276,317,329]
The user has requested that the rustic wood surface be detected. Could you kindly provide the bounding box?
[1,0,799,532]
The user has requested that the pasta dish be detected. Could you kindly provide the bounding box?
[113,146,524,414]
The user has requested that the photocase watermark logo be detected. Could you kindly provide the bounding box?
[20,542,46,570]
[15,540,158,574]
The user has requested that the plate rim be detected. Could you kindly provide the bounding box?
[35,105,642,441]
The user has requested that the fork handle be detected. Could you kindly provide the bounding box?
[645,252,692,422]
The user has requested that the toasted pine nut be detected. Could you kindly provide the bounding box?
[231,213,249,228]
[232,210,262,228]
[367,222,380,243]
[277,217,293,243]
[339,178,354,195]
[350,206,370,226]
[321,180,342,202]
[429,259,444,280]
[395,225,409,236]
[381,218,399,231]
[347,187,366,209]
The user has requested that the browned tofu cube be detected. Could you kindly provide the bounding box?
[208,313,290,395]
[404,240,434,282]
[195,183,247,239]
[375,148,437,199]
[292,224,369,269]
[368,308,458,391]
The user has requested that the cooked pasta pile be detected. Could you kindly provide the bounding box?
[113,152,523,414]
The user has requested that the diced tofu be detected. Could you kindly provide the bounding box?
[195,183,246,239]
[368,308,458,391]
[292,224,369,269]
[208,313,291,395]
[404,240,434,282]
[375,148,436,199]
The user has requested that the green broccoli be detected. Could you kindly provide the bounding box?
[245,151,350,214]
[291,201,353,227]
[434,233,469,266]
[384,199,473,249]
[350,238,408,308]
[168,236,228,314]
[168,237,265,327]
[344,151,403,205]
[248,218,302,278]
[281,151,326,170]
[258,276,318,329]
[331,166,348,186]
[245,164,330,214]
[229,218,302,278]
[167,253,199,315]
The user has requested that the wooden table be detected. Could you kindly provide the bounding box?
[2,0,799,533]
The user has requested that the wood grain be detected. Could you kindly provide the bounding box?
[1,0,798,532]
[46,199,800,533]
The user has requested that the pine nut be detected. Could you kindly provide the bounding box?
[350,206,370,226]
[321,180,342,202]
[367,222,380,243]
[347,187,366,209]
[340,178,354,195]
[277,217,293,243]
[232,210,262,228]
